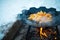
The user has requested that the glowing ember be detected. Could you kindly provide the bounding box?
[28,11,52,23]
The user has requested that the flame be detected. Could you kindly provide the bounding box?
[39,27,57,39]
[28,11,52,23]
[28,11,57,39]
[40,27,47,38]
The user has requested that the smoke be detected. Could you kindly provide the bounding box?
[17,7,60,27]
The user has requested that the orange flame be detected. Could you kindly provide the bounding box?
[28,11,52,23]
[39,27,57,39]
[40,27,47,38]
[28,11,57,39]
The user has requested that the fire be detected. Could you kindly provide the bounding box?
[40,27,47,38]
[28,11,57,39]
[28,11,52,23]
[39,27,57,39]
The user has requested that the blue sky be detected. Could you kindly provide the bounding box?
[0,0,60,25]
